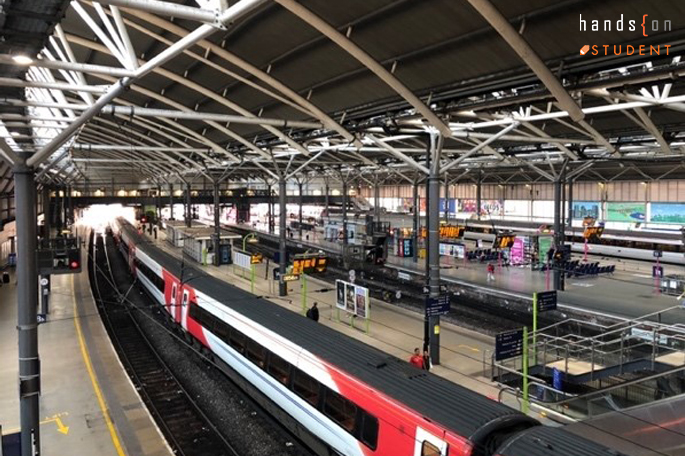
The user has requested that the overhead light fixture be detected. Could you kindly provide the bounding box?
[12,55,33,65]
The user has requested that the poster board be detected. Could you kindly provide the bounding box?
[606,202,646,222]
[572,201,600,219]
[336,279,369,319]
[233,250,252,270]
[650,203,685,224]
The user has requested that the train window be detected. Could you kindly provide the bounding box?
[188,304,201,323]
[422,442,440,456]
[182,291,189,306]
[213,320,230,342]
[292,370,320,407]
[246,340,266,368]
[230,330,246,354]
[358,410,378,450]
[323,389,357,433]
[171,284,177,301]
[267,353,291,386]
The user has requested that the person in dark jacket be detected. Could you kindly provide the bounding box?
[422,349,431,372]
[306,302,320,322]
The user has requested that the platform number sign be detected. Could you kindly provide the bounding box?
[425,295,451,317]
[495,329,524,361]
[534,290,557,312]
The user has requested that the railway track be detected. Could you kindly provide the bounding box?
[229,228,530,334]
[88,232,240,456]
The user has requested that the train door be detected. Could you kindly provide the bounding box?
[170,283,177,315]
[414,428,447,456]
[180,289,189,329]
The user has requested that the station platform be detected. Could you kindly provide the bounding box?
[143,227,560,424]
[0,268,172,456]
[236,224,682,324]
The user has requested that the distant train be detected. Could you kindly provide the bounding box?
[110,217,624,456]
[456,220,684,266]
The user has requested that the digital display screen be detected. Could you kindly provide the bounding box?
[292,256,328,274]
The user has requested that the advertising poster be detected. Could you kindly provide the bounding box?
[572,201,600,219]
[460,199,477,213]
[439,243,465,259]
[355,287,369,319]
[649,203,685,224]
[336,280,346,310]
[460,199,504,216]
[439,199,457,214]
[345,283,356,314]
[606,202,646,222]
[510,237,525,265]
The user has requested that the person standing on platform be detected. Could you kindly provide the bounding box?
[410,348,425,369]
[487,263,495,281]
[422,349,431,372]
[306,302,319,322]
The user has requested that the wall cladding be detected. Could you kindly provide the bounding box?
[366,179,685,203]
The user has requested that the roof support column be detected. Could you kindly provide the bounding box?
[373,177,381,222]
[444,172,449,224]
[42,186,51,238]
[268,183,275,234]
[213,181,221,266]
[553,162,568,291]
[324,179,329,224]
[298,181,304,238]
[278,177,288,297]
[426,133,444,365]
[342,180,349,255]
[168,183,174,220]
[14,154,40,456]
[412,177,419,264]
[156,185,162,226]
[567,179,574,228]
[185,183,193,228]
[476,172,483,221]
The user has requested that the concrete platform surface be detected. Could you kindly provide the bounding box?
[0,267,172,456]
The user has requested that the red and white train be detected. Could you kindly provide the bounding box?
[111,217,623,456]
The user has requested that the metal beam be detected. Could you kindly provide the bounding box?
[0,54,135,78]
[464,0,585,123]
[0,137,20,165]
[99,105,322,129]
[27,0,269,169]
[118,9,357,144]
[633,107,671,154]
[440,122,520,174]
[0,77,108,93]
[92,0,218,23]
[274,0,452,137]
[367,135,430,175]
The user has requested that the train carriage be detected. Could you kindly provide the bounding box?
[109,217,623,456]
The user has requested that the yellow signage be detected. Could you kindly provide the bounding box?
[420,225,464,239]
[583,226,605,240]
[292,255,328,275]
[497,235,516,249]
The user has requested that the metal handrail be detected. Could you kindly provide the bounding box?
[513,364,685,409]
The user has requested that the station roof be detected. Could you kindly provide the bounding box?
[1,0,685,193]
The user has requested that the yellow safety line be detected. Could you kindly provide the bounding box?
[71,275,127,456]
